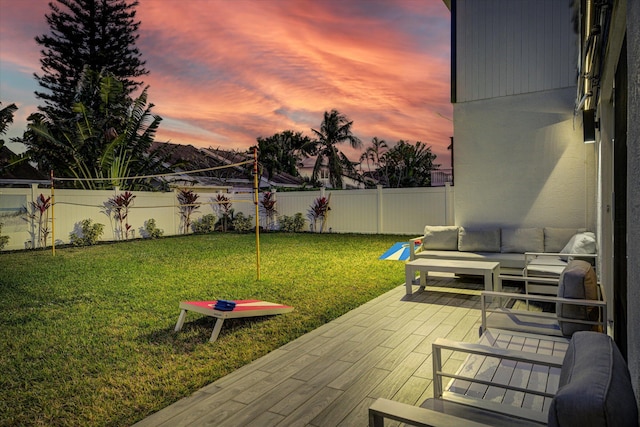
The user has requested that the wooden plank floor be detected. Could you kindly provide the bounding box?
[134,275,515,427]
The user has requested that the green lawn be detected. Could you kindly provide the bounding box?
[0,233,407,426]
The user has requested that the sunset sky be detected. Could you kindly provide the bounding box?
[0,0,453,166]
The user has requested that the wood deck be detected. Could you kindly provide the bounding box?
[134,275,519,427]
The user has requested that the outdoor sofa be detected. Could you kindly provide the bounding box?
[409,226,597,292]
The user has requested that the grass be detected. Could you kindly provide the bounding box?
[0,232,407,426]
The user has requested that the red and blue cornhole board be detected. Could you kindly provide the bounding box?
[379,241,421,261]
[174,300,294,343]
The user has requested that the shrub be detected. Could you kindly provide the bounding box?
[69,219,105,246]
[104,191,136,240]
[192,214,217,234]
[177,189,200,234]
[143,219,164,239]
[259,192,278,230]
[278,213,306,233]
[24,193,51,248]
[0,222,9,250]
[307,195,331,233]
[214,194,233,232]
[232,212,253,233]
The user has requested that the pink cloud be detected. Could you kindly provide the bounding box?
[1,0,452,165]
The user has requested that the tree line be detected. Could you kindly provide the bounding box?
[1,0,440,190]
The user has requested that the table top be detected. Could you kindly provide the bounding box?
[406,258,500,269]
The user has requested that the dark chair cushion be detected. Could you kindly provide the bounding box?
[556,260,598,336]
[548,331,638,427]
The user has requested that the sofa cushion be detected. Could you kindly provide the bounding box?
[548,331,638,427]
[473,252,524,268]
[544,227,586,253]
[423,226,459,250]
[458,227,500,252]
[501,228,544,253]
[525,255,568,277]
[556,260,599,336]
[560,232,597,261]
[415,250,525,270]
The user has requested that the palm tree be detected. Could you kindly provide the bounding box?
[381,140,438,187]
[359,137,388,186]
[311,110,362,188]
[0,102,18,136]
[0,102,29,174]
[254,130,314,179]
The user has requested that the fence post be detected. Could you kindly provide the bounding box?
[172,188,179,236]
[377,185,383,233]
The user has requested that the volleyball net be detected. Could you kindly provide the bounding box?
[40,149,262,279]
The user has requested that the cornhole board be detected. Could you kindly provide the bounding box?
[174,299,294,343]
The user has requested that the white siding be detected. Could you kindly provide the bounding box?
[453,87,596,229]
[455,0,577,102]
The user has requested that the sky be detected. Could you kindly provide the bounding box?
[0,0,453,166]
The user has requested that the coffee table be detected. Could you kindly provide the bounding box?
[404,259,501,295]
[174,299,294,342]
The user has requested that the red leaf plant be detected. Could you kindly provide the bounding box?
[105,191,136,240]
[307,195,331,233]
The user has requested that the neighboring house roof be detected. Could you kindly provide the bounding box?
[0,146,48,186]
[299,155,369,189]
[149,142,304,190]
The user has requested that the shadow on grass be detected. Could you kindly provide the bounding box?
[140,315,282,350]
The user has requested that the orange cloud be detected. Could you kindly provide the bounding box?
[1,0,453,164]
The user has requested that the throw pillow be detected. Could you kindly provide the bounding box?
[548,332,638,427]
[556,260,599,336]
[422,226,459,250]
[559,232,596,261]
[544,227,586,253]
[458,227,500,252]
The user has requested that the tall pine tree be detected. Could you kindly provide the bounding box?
[19,0,174,188]
[34,0,148,121]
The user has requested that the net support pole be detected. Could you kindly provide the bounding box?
[50,170,56,256]
[253,147,261,280]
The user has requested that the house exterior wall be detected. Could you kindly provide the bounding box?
[593,0,626,359]
[583,0,639,405]
[452,0,593,230]
[625,0,640,406]
[454,0,576,103]
[451,0,639,404]
[453,86,596,229]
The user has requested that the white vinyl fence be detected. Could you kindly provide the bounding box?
[0,184,454,251]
